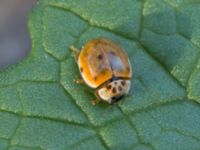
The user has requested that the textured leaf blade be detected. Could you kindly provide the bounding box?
[0,0,200,150]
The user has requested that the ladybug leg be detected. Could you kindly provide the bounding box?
[90,91,101,105]
[69,45,80,63]
[91,98,100,105]
[73,79,84,84]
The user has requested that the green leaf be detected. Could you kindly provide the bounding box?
[0,0,200,150]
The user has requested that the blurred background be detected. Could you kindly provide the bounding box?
[0,0,37,69]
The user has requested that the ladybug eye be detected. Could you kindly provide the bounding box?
[111,96,116,104]
[112,97,116,100]
[111,96,122,104]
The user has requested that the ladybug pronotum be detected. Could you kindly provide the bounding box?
[70,38,132,104]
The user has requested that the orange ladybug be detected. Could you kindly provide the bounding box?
[70,38,132,104]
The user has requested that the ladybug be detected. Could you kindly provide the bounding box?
[70,38,132,104]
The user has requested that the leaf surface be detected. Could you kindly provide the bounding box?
[1,0,200,150]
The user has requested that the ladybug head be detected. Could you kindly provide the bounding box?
[96,79,131,104]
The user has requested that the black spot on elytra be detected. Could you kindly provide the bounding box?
[101,70,106,75]
[114,82,118,85]
[94,77,97,81]
[112,87,116,93]
[80,67,83,73]
[97,54,103,60]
